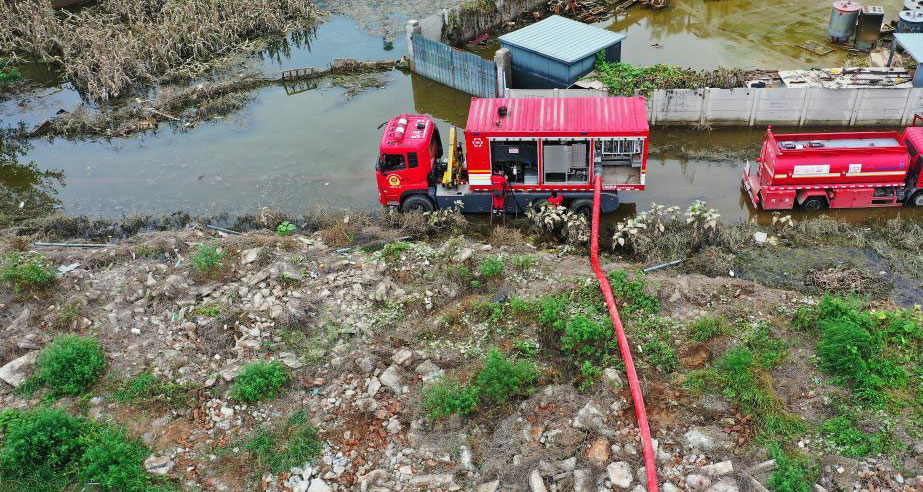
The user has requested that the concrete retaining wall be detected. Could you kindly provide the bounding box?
[508,87,923,127]
[418,0,547,44]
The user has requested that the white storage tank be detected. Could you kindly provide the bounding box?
[899,9,923,33]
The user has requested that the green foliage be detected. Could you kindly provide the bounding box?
[190,243,225,273]
[246,410,322,474]
[479,256,504,278]
[561,315,615,365]
[0,407,85,478]
[51,303,79,330]
[112,372,194,409]
[513,340,538,358]
[805,296,920,406]
[608,270,660,315]
[767,445,814,492]
[229,361,289,403]
[641,340,677,373]
[690,315,728,342]
[595,53,748,96]
[538,295,568,327]
[79,427,150,491]
[475,348,538,404]
[1,251,57,292]
[508,296,539,317]
[512,254,535,271]
[381,241,411,263]
[275,220,296,236]
[821,415,889,457]
[193,303,220,317]
[33,335,106,396]
[422,377,479,418]
[0,59,22,85]
[578,360,603,390]
[460,0,496,12]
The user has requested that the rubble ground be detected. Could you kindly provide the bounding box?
[0,218,921,492]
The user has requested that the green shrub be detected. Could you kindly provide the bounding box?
[113,372,194,409]
[1,251,57,292]
[512,254,535,271]
[642,340,677,373]
[0,407,86,477]
[767,445,814,492]
[422,377,479,418]
[190,243,225,273]
[538,295,568,327]
[80,427,150,491]
[479,256,504,278]
[821,415,888,457]
[474,348,538,404]
[246,410,322,474]
[0,59,22,85]
[561,315,614,364]
[229,361,289,403]
[513,340,538,358]
[608,270,660,315]
[275,221,296,236]
[690,315,727,341]
[34,335,106,396]
[578,360,603,390]
[381,241,411,263]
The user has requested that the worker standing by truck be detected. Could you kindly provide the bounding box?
[490,169,508,223]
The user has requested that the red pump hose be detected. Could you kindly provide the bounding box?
[590,175,659,492]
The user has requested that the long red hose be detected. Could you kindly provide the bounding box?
[590,175,659,492]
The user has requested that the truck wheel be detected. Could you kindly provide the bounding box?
[569,199,593,217]
[400,195,434,213]
[801,196,827,212]
[911,192,923,207]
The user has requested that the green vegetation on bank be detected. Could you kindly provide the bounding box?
[0,407,178,492]
[246,410,322,474]
[595,53,749,96]
[0,59,21,85]
[20,335,106,397]
[229,360,289,403]
[1,251,57,292]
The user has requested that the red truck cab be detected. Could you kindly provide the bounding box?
[375,114,442,209]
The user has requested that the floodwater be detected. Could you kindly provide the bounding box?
[3,5,923,226]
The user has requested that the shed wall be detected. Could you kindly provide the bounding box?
[503,41,621,89]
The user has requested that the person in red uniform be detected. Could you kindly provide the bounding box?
[547,191,563,208]
[490,170,508,222]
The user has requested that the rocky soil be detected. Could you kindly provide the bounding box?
[0,223,921,492]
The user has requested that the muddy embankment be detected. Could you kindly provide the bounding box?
[0,204,921,492]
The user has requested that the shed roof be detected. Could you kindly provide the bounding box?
[894,33,923,63]
[498,15,626,64]
[465,97,648,135]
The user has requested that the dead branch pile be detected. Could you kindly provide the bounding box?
[0,0,317,101]
[804,267,890,296]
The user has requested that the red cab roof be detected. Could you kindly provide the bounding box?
[465,97,649,135]
[380,114,434,151]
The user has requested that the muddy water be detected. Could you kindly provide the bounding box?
[5,8,923,225]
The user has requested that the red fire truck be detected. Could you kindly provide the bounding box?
[743,124,923,211]
[375,97,649,214]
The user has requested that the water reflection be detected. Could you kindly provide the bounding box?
[0,127,64,226]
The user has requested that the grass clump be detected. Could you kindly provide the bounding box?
[229,360,289,403]
[595,53,749,96]
[193,303,221,317]
[246,410,322,474]
[608,270,660,315]
[512,254,535,272]
[821,414,889,457]
[1,251,56,292]
[29,335,106,397]
[190,243,225,274]
[0,407,162,492]
[381,241,411,263]
[690,315,728,341]
[767,445,815,492]
[0,59,22,85]
[112,371,196,409]
[801,296,921,406]
[275,220,296,236]
[422,377,479,418]
[422,348,538,418]
[479,256,504,278]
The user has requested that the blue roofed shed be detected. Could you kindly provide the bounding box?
[889,33,923,87]
[499,15,626,89]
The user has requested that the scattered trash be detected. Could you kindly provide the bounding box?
[798,41,834,56]
[57,263,80,275]
[206,224,241,235]
[642,259,684,274]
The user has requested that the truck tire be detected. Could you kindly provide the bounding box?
[400,195,434,213]
[569,199,593,217]
[911,191,923,207]
[801,196,827,212]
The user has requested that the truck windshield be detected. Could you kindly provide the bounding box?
[378,154,406,172]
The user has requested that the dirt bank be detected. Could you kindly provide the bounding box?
[0,208,920,491]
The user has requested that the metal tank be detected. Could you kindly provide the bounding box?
[905,0,923,11]
[898,9,923,33]
[829,1,861,43]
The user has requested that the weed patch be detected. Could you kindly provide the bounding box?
[479,256,504,279]
[190,243,225,275]
[246,410,322,474]
[112,371,197,409]
[275,221,296,236]
[28,335,106,397]
[821,414,889,457]
[229,360,289,403]
[1,251,56,292]
[767,445,815,492]
[689,315,728,342]
[423,377,479,418]
[381,241,411,263]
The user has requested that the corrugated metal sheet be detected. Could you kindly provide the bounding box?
[894,33,923,62]
[466,97,648,134]
[499,16,626,64]
[412,35,498,98]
